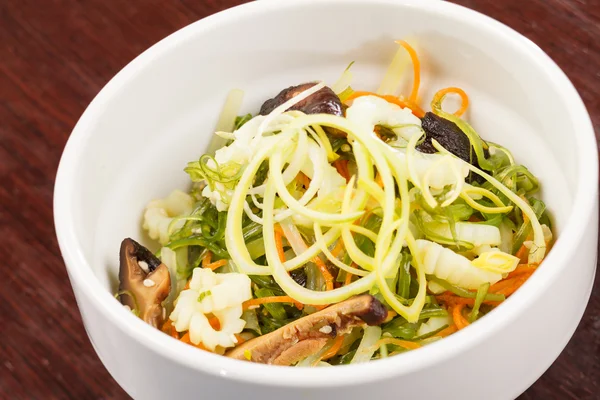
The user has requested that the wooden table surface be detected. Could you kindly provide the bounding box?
[1,0,598,398]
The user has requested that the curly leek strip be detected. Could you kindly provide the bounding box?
[311,125,339,162]
[226,131,340,275]
[263,177,377,304]
[460,185,513,214]
[270,149,364,225]
[432,139,546,263]
[375,139,427,322]
[284,113,427,319]
[347,225,379,243]
[271,139,330,222]
[249,127,308,196]
[340,177,375,271]
[357,178,386,208]
[314,223,370,277]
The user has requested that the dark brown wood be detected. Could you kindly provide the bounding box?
[1,0,598,399]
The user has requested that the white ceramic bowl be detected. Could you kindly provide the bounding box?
[54,0,598,399]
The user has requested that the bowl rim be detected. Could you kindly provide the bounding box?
[54,0,598,388]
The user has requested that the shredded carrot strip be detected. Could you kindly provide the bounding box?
[297,172,311,189]
[183,280,191,290]
[208,317,220,330]
[490,270,534,294]
[333,159,350,182]
[376,337,421,350]
[274,226,286,263]
[488,277,521,293]
[330,239,345,258]
[452,304,470,330]
[515,244,530,264]
[493,274,532,297]
[432,87,469,117]
[435,324,458,338]
[375,172,384,188]
[161,320,179,339]
[322,335,345,360]
[234,334,246,345]
[243,296,304,311]
[205,259,228,271]
[179,332,209,350]
[312,255,335,291]
[507,264,538,279]
[345,91,426,118]
[344,271,353,286]
[202,251,212,268]
[396,40,421,105]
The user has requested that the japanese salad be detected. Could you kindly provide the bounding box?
[116,40,553,366]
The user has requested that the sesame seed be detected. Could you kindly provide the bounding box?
[123,305,131,311]
[248,305,259,310]
[319,325,333,334]
[231,334,238,344]
[138,260,149,272]
[341,144,351,152]
[143,279,156,287]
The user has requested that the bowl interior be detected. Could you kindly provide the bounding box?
[66,0,576,319]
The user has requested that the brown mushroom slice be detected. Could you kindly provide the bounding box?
[258,82,343,117]
[118,238,171,328]
[226,294,387,365]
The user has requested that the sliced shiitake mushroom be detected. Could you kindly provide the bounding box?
[258,82,343,117]
[226,294,387,365]
[417,112,489,182]
[118,238,171,328]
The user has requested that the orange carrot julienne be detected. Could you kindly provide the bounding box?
[452,303,470,330]
[162,320,179,339]
[375,173,384,188]
[432,87,469,117]
[515,244,530,264]
[205,259,228,271]
[297,172,311,189]
[322,335,345,360]
[243,296,304,311]
[507,264,538,279]
[376,337,421,350]
[490,270,535,294]
[234,334,246,345]
[180,332,209,350]
[344,271,354,286]
[435,324,458,338]
[208,317,220,330]
[202,251,212,268]
[492,274,532,297]
[396,40,421,105]
[333,159,350,182]
[330,239,345,258]
[344,91,426,118]
[312,255,335,291]
[274,226,286,263]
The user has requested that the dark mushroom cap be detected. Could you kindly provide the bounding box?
[118,238,171,328]
[226,294,387,365]
[258,83,343,117]
[417,112,489,182]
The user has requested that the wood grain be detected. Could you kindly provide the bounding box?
[1,0,598,399]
